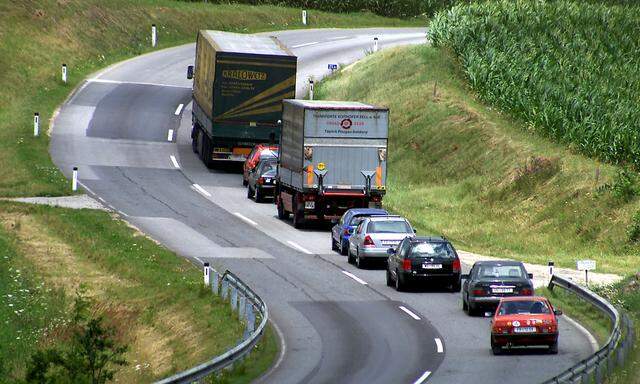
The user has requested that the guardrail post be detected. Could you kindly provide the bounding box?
[595,359,604,383]
[221,279,229,301]
[579,369,591,384]
[212,271,219,295]
[230,286,238,311]
[203,262,210,286]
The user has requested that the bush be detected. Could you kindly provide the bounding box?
[429,1,640,167]
[628,211,640,243]
[611,168,639,202]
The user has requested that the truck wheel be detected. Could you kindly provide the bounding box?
[255,187,263,203]
[200,133,213,169]
[277,197,290,220]
[191,128,198,153]
[293,198,305,229]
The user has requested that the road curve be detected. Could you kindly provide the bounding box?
[51,28,593,383]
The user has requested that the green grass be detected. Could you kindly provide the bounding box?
[316,44,640,275]
[428,1,640,168]
[0,0,420,198]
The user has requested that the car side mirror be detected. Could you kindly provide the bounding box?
[387,248,396,255]
[528,273,534,279]
[554,309,563,316]
[413,229,417,234]
[187,65,194,80]
[461,274,470,280]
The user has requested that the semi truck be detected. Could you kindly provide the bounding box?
[276,100,389,228]
[187,30,297,167]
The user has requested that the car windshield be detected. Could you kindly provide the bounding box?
[498,300,550,315]
[367,220,411,234]
[259,161,277,173]
[478,265,525,279]
[410,242,455,259]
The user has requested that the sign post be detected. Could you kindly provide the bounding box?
[328,63,338,73]
[577,259,596,286]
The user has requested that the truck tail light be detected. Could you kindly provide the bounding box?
[363,235,375,247]
[402,258,412,271]
[452,259,461,273]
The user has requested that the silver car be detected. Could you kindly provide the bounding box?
[348,216,415,268]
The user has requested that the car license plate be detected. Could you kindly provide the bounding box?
[513,327,537,333]
[382,241,398,246]
[304,201,315,209]
[492,287,513,294]
[423,263,442,269]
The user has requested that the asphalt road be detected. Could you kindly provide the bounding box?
[50,28,593,384]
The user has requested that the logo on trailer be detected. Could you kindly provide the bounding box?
[340,118,353,130]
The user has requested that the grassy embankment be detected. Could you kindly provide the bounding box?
[0,1,419,381]
[317,0,640,378]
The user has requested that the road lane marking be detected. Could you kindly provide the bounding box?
[341,270,368,285]
[413,371,431,384]
[327,36,349,41]
[435,338,444,353]
[291,41,320,48]
[86,78,191,89]
[174,103,184,115]
[193,184,211,197]
[287,240,313,254]
[234,212,258,226]
[169,155,180,169]
[399,306,421,320]
[167,129,174,141]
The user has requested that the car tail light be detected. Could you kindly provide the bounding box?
[521,288,533,295]
[343,229,350,236]
[452,258,461,272]
[472,289,485,296]
[402,258,412,271]
[363,235,375,247]
[257,177,265,185]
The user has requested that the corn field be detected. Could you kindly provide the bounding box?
[429,1,640,167]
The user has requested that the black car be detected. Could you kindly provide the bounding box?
[247,159,277,203]
[461,260,534,316]
[386,236,461,292]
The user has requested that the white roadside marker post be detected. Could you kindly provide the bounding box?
[33,113,40,137]
[203,262,210,286]
[61,63,67,83]
[548,261,554,278]
[309,79,314,100]
[151,24,157,47]
[373,37,379,52]
[72,167,78,191]
[302,10,307,26]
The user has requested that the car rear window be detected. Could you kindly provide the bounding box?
[478,265,525,279]
[259,161,277,173]
[498,300,550,315]
[367,220,411,234]
[410,242,455,259]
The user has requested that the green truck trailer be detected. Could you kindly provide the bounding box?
[187,30,297,167]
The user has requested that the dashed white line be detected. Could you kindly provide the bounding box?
[169,155,180,169]
[399,306,421,320]
[328,35,349,41]
[233,212,258,226]
[192,184,211,197]
[167,129,174,142]
[291,41,320,48]
[287,240,313,254]
[413,371,431,384]
[435,338,444,353]
[174,103,184,115]
[341,270,368,285]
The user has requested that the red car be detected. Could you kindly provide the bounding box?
[243,144,278,186]
[490,296,562,355]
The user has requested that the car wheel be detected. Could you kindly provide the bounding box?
[347,247,355,264]
[386,269,393,287]
[462,294,468,311]
[255,187,263,203]
[395,270,406,292]
[331,237,339,251]
[247,185,254,199]
[467,301,477,317]
[548,341,558,354]
[450,278,461,293]
[355,250,365,269]
[242,177,248,187]
[340,240,348,256]
[491,338,502,355]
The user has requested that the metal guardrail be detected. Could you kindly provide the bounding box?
[155,269,268,384]
[545,274,635,384]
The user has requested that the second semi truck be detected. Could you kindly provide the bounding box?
[187,30,297,167]
[277,100,389,228]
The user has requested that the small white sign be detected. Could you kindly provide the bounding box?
[577,259,596,271]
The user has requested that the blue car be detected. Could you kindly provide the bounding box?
[331,208,388,255]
